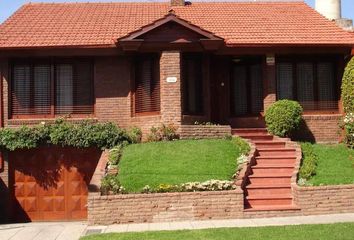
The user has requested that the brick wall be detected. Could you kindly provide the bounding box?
[293,114,342,143]
[88,190,244,225]
[294,184,354,215]
[160,51,182,126]
[180,125,231,139]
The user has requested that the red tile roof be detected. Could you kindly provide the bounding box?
[0,1,353,49]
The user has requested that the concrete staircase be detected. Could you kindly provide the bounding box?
[232,128,300,212]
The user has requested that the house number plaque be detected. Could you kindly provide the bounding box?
[166,77,177,83]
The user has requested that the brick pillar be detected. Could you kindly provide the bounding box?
[160,51,182,127]
[264,54,277,111]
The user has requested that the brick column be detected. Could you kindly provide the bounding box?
[263,54,276,111]
[160,51,182,127]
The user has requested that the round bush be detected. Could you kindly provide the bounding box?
[341,57,354,114]
[265,100,303,137]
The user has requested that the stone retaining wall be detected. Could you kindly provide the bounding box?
[88,190,244,225]
[179,125,231,139]
[294,184,354,215]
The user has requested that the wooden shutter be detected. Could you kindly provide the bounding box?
[317,62,336,110]
[182,54,203,115]
[12,63,51,117]
[135,56,160,114]
[55,61,94,115]
[297,62,315,111]
[231,65,248,116]
[277,63,294,100]
[250,64,263,114]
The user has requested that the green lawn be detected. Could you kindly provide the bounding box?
[117,139,240,192]
[81,222,354,240]
[307,144,354,186]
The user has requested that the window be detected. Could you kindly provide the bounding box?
[276,58,338,111]
[11,59,94,118]
[230,59,263,116]
[134,55,160,114]
[182,54,203,115]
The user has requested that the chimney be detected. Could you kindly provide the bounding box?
[315,0,341,20]
[315,0,353,31]
[171,0,185,6]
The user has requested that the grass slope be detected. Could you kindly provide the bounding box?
[118,139,240,192]
[81,222,354,240]
[307,144,354,186]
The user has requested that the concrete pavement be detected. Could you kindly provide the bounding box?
[1,213,354,240]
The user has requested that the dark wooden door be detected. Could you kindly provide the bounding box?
[9,146,100,222]
[230,59,264,117]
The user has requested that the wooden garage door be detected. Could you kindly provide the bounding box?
[9,146,101,222]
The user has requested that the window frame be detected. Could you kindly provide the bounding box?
[9,58,95,119]
[276,55,340,114]
[132,54,161,116]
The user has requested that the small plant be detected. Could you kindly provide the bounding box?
[101,175,126,194]
[231,136,251,156]
[147,124,179,142]
[299,143,318,180]
[265,100,303,137]
[108,144,125,167]
[128,127,142,144]
[155,184,182,193]
[342,113,354,149]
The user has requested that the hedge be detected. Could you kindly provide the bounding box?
[0,119,131,151]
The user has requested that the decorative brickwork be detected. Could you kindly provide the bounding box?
[179,125,231,139]
[88,190,244,225]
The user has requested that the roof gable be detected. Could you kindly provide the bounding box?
[118,13,223,50]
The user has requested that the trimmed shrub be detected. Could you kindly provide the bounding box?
[341,57,354,148]
[341,57,354,114]
[128,127,142,144]
[265,100,303,137]
[299,143,318,180]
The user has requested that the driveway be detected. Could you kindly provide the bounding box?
[0,222,87,240]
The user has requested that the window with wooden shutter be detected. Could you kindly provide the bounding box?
[182,54,203,115]
[134,55,160,114]
[12,63,51,117]
[276,57,338,111]
[11,59,94,119]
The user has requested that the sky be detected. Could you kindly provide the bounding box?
[0,0,353,24]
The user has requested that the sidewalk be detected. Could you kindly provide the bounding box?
[1,213,354,240]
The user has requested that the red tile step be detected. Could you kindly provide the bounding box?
[248,175,292,185]
[255,162,295,168]
[246,184,292,195]
[255,156,297,165]
[245,194,293,206]
[257,148,296,157]
[239,135,274,141]
[253,141,286,149]
[251,166,294,175]
[232,128,268,136]
[244,205,301,212]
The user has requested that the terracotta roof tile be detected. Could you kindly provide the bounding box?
[0,1,353,48]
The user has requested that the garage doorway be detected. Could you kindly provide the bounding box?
[9,146,101,222]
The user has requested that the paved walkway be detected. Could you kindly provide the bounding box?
[1,213,354,240]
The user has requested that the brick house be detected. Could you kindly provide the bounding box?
[0,0,353,223]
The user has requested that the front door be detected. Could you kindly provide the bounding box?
[230,57,265,127]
